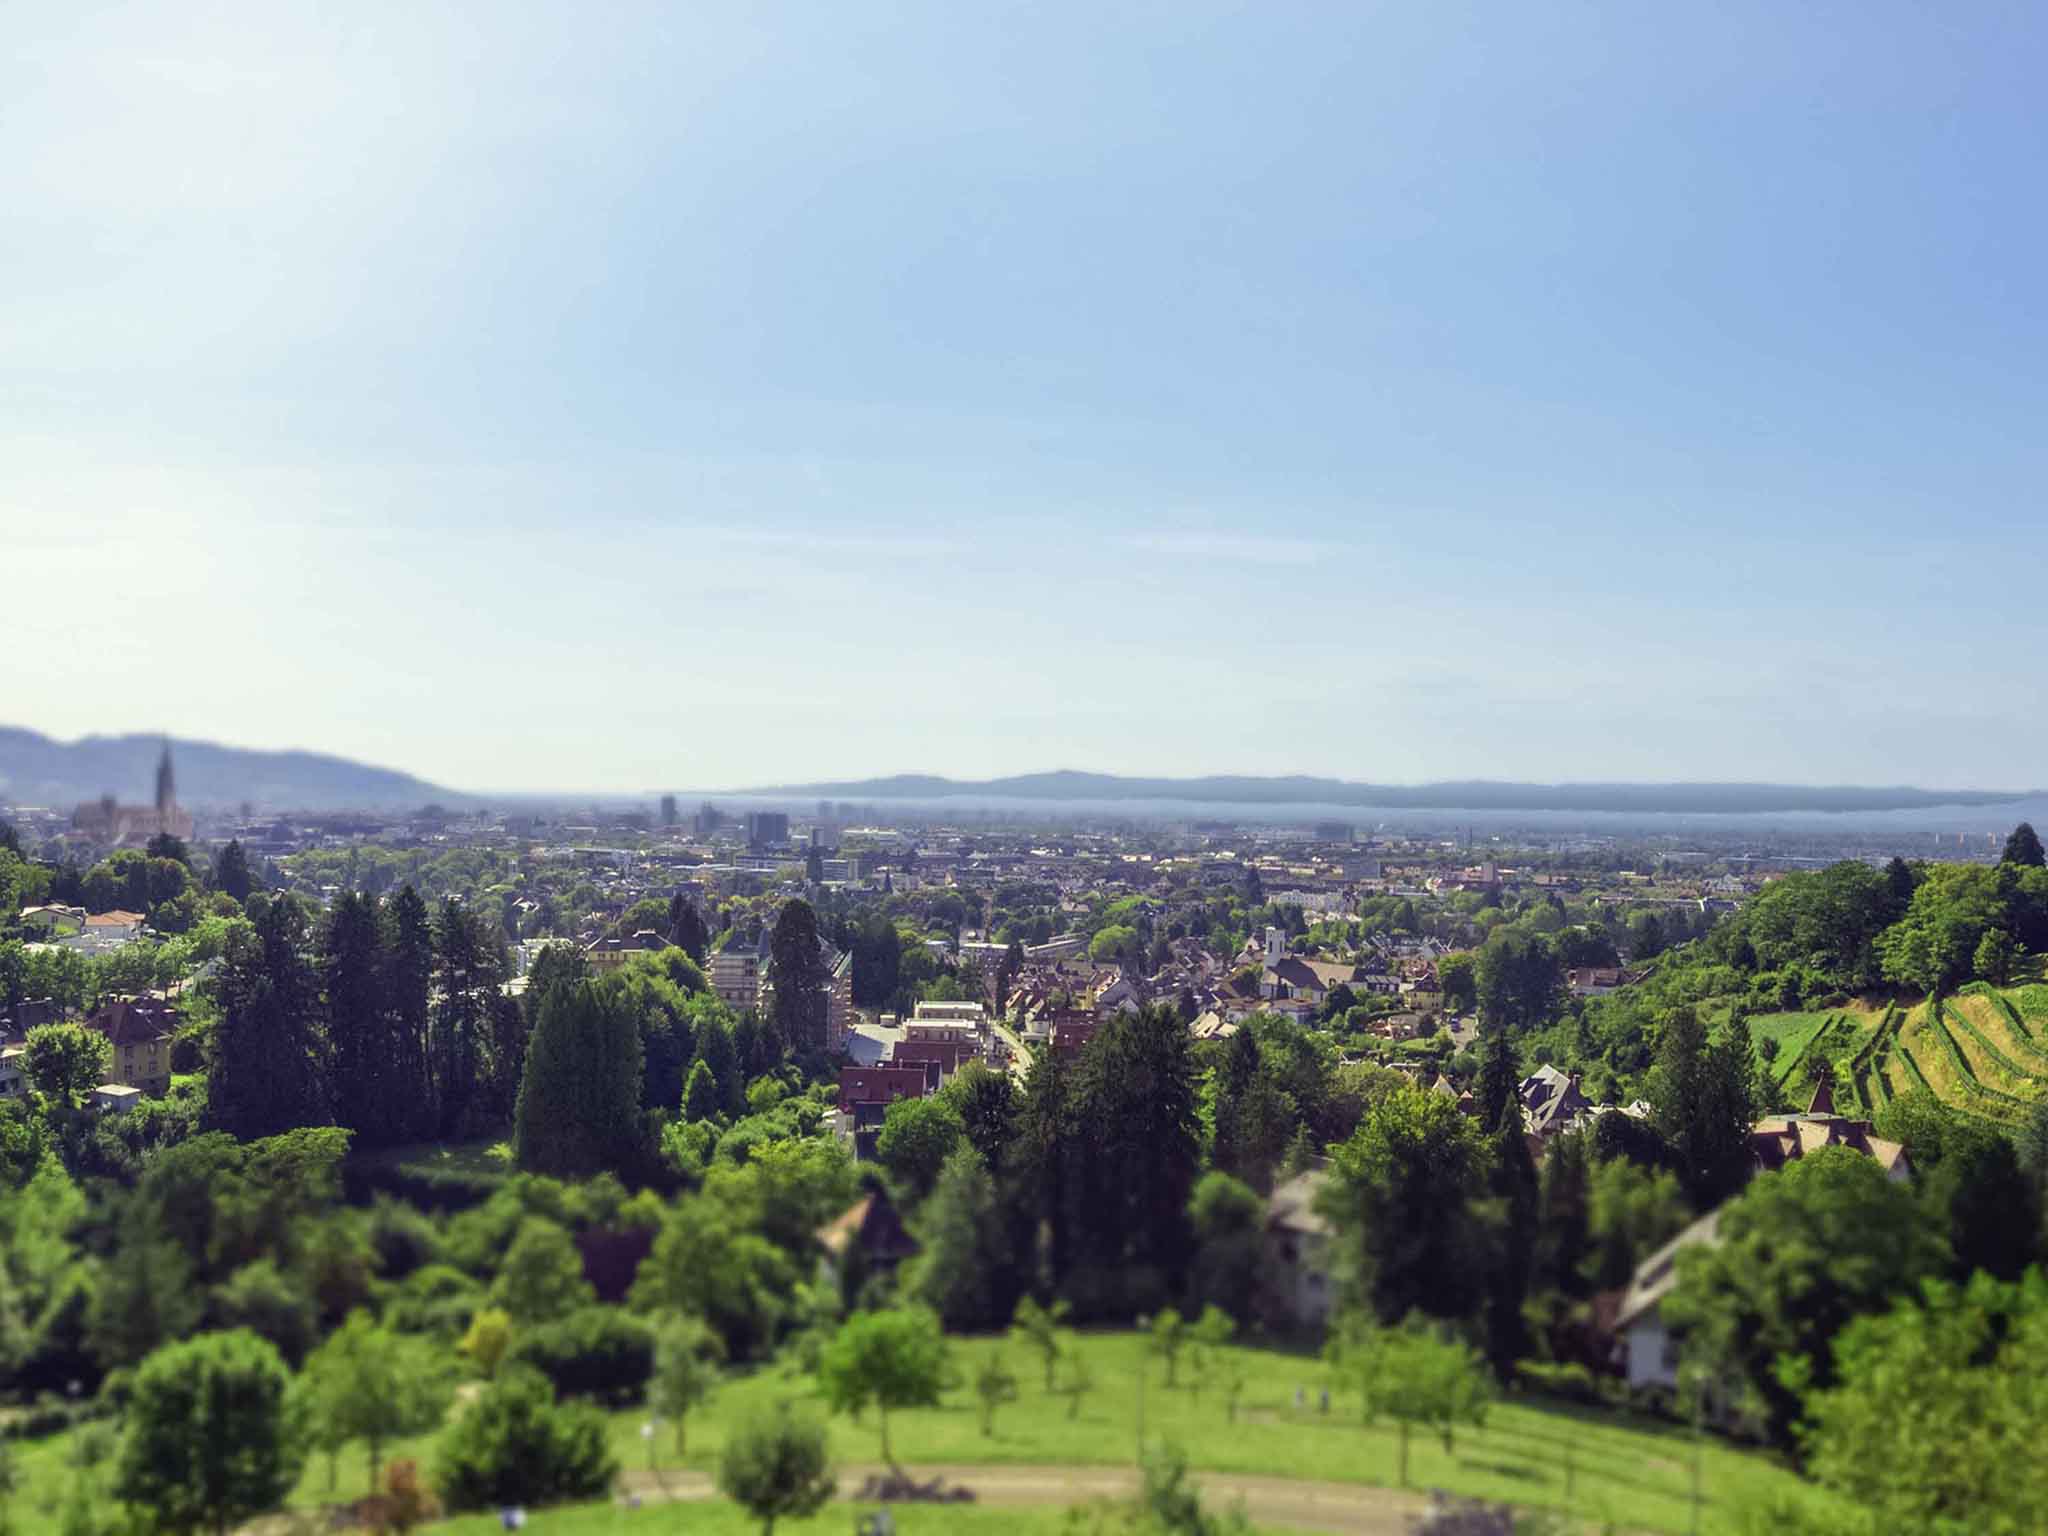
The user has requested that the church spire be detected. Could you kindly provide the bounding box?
[155,740,176,815]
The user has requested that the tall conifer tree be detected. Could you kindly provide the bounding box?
[208,895,329,1139]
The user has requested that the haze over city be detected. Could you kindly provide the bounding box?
[10,1,2046,791]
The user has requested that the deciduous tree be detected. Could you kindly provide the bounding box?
[875,1095,965,1200]
[433,1364,616,1512]
[650,1315,725,1455]
[1797,1270,2048,1534]
[1186,1171,1263,1325]
[1012,1294,1071,1391]
[301,1311,453,1496]
[1662,1146,1947,1448]
[491,1218,595,1325]
[115,1329,306,1536]
[1323,1314,1490,1487]
[717,1405,834,1536]
[1321,1084,1489,1324]
[22,1023,112,1110]
[974,1350,1019,1435]
[816,1305,948,1469]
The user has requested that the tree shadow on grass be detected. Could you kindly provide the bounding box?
[1454,1458,1544,1483]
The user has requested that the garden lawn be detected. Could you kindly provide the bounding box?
[6,1332,1855,1536]
[621,1331,1846,1536]
[436,1503,1312,1536]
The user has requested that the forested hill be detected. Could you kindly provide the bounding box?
[0,727,449,812]
[757,770,2034,815]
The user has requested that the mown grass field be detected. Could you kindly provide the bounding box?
[431,1505,1312,1536]
[6,1331,1853,1536]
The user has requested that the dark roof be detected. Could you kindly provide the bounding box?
[89,997,178,1047]
[817,1190,920,1265]
[837,1064,932,1111]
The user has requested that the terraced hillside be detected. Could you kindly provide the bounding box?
[1747,1002,1892,1106]
[1755,984,2048,1125]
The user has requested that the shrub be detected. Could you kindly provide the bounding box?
[385,1265,485,1339]
[369,1458,440,1536]
[458,1309,513,1378]
[434,1364,617,1512]
[365,1198,443,1279]
[1515,1359,1599,1405]
[505,1306,655,1406]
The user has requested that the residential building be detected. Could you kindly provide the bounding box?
[0,1046,24,1101]
[892,1038,978,1079]
[88,996,177,1097]
[17,905,86,937]
[1050,1014,1100,1058]
[709,940,764,1012]
[1612,1083,1912,1396]
[816,1187,920,1290]
[826,949,854,1053]
[1567,966,1642,997]
[1262,1167,1335,1329]
[907,1000,986,1034]
[1518,1064,1599,1139]
[1749,1080,1911,1181]
[1371,1011,1430,1042]
[836,1063,937,1160]
[583,929,665,971]
[1613,1208,1723,1394]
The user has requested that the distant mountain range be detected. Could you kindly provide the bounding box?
[0,728,449,813]
[753,770,2036,816]
[4,729,2034,820]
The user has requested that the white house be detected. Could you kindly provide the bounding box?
[1262,1167,1336,1329]
[1613,1207,1724,1394]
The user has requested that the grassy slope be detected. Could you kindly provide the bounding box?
[9,1333,1849,1536]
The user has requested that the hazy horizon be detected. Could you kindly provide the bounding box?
[9,3,2045,792]
[5,723,2043,808]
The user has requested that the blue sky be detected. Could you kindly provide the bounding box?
[6,1,2045,793]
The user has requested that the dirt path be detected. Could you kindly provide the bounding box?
[618,1461,1432,1535]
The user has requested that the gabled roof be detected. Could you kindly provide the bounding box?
[89,997,178,1047]
[1751,1114,1910,1177]
[1267,1168,1332,1237]
[816,1191,921,1264]
[1266,957,1327,990]
[1614,1206,1725,1333]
